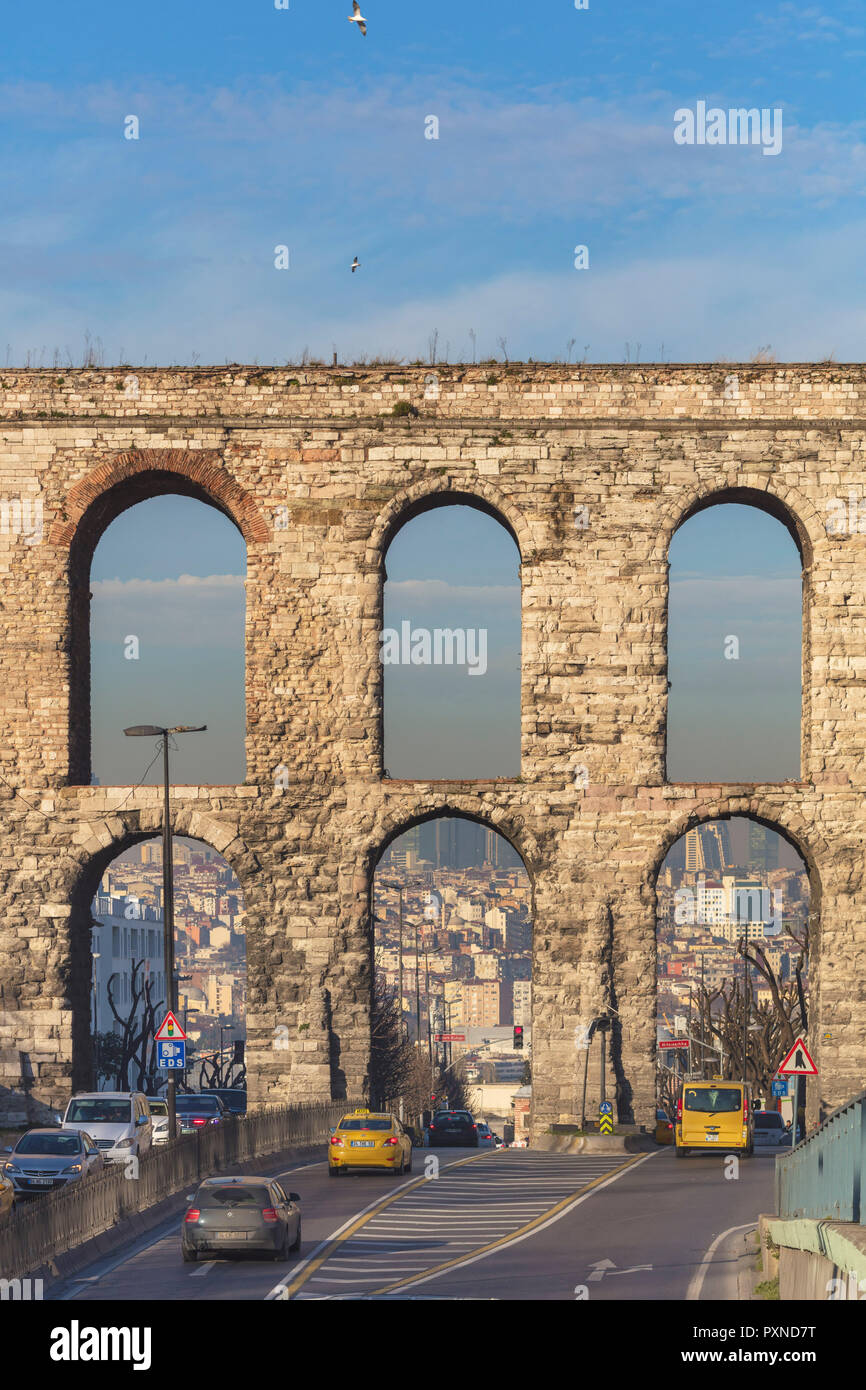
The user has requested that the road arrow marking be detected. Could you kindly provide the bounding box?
[588,1259,652,1281]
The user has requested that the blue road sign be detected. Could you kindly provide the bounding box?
[772,1078,788,1098]
[157,1039,186,1070]
[599,1101,613,1115]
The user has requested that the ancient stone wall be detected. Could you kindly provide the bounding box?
[0,364,863,1133]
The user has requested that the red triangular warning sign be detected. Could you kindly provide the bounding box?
[154,1011,187,1042]
[778,1035,817,1076]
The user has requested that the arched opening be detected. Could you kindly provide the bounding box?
[80,835,247,1097]
[655,815,811,1130]
[381,499,521,780]
[72,478,246,786]
[370,813,532,1142]
[666,496,804,782]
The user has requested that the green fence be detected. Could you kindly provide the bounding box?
[775,1088,866,1225]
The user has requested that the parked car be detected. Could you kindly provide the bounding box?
[182,1176,301,1262]
[2,1128,104,1193]
[175,1092,226,1133]
[654,1107,675,1144]
[475,1122,496,1149]
[427,1110,478,1147]
[146,1096,170,1145]
[753,1110,788,1148]
[206,1088,247,1116]
[62,1092,153,1163]
[0,1170,15,1220]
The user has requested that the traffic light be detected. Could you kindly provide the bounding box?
[233,1040,245,1064]
[513,1025,524,1050]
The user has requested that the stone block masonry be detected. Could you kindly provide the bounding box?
[0,364,863,1135]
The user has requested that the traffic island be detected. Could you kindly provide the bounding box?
[534,1124,656,1155]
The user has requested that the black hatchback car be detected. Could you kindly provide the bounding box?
[208,1088,247,1116]
[428,1110,478,1147]
[182,1176,301,1262]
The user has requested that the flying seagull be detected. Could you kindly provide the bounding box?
[351,256,360,272]
[348,2,367,36]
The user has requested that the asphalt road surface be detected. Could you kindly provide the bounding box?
[52,1144,776,1302]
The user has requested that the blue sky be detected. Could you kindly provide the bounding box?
[3,0,866,364]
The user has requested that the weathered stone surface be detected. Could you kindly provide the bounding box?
[0,365,862,1134]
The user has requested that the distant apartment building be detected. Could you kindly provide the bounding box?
[206,973,236,1016]
[459,981,514,1027]
[513,980,532,1026]
[473,951,501,981]
[90,896,165,1043]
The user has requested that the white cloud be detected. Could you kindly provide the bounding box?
[91,573,244,649]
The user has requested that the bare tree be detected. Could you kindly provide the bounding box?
[105,960,163,1092]
[690,930,808,1100]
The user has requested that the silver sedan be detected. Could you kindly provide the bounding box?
[2,1128,105,1194]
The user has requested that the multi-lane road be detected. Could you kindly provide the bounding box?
[51,1145,776,1302]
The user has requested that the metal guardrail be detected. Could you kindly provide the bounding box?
[775,1087,866,1225]
[0,1099,353,1282]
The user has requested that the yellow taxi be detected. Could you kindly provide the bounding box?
[328,1109,414,1177]
[676,1079,753,1157]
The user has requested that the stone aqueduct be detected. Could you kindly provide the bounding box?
[0,363,863,1135]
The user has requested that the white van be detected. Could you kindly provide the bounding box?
[62,1091,153,1163]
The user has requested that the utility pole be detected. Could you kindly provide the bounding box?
[414,911,421,1048]
[398,889,404,1041]
[742,949,749,1087]
[124,724,206,1139]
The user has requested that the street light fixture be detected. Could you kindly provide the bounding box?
[124,723,207,1138]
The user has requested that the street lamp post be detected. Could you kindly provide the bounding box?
[124,724,206,1139]
[92,951,101,1089]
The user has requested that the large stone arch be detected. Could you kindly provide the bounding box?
[630,802,823,1124]
[659,481,813,782]
[325,800,542,1108]
[63,808,260,1094]
[369,483,528,780]
[51,450,266,785]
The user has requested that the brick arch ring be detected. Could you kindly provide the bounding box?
[48,449,270,549]
[366,474,534,567]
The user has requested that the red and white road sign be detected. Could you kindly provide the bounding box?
[154,1011,187,1042]
[778,1036,818,1076]
[658,1039,690,1050]
[434,1033,466,1042]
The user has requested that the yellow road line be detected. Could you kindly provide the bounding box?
[368,1153,647,1297]
[281,1150,492,1299]
[285,1150,650,1300]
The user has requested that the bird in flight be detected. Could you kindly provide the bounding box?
[351,256,360,273]
[348,2,367,36]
